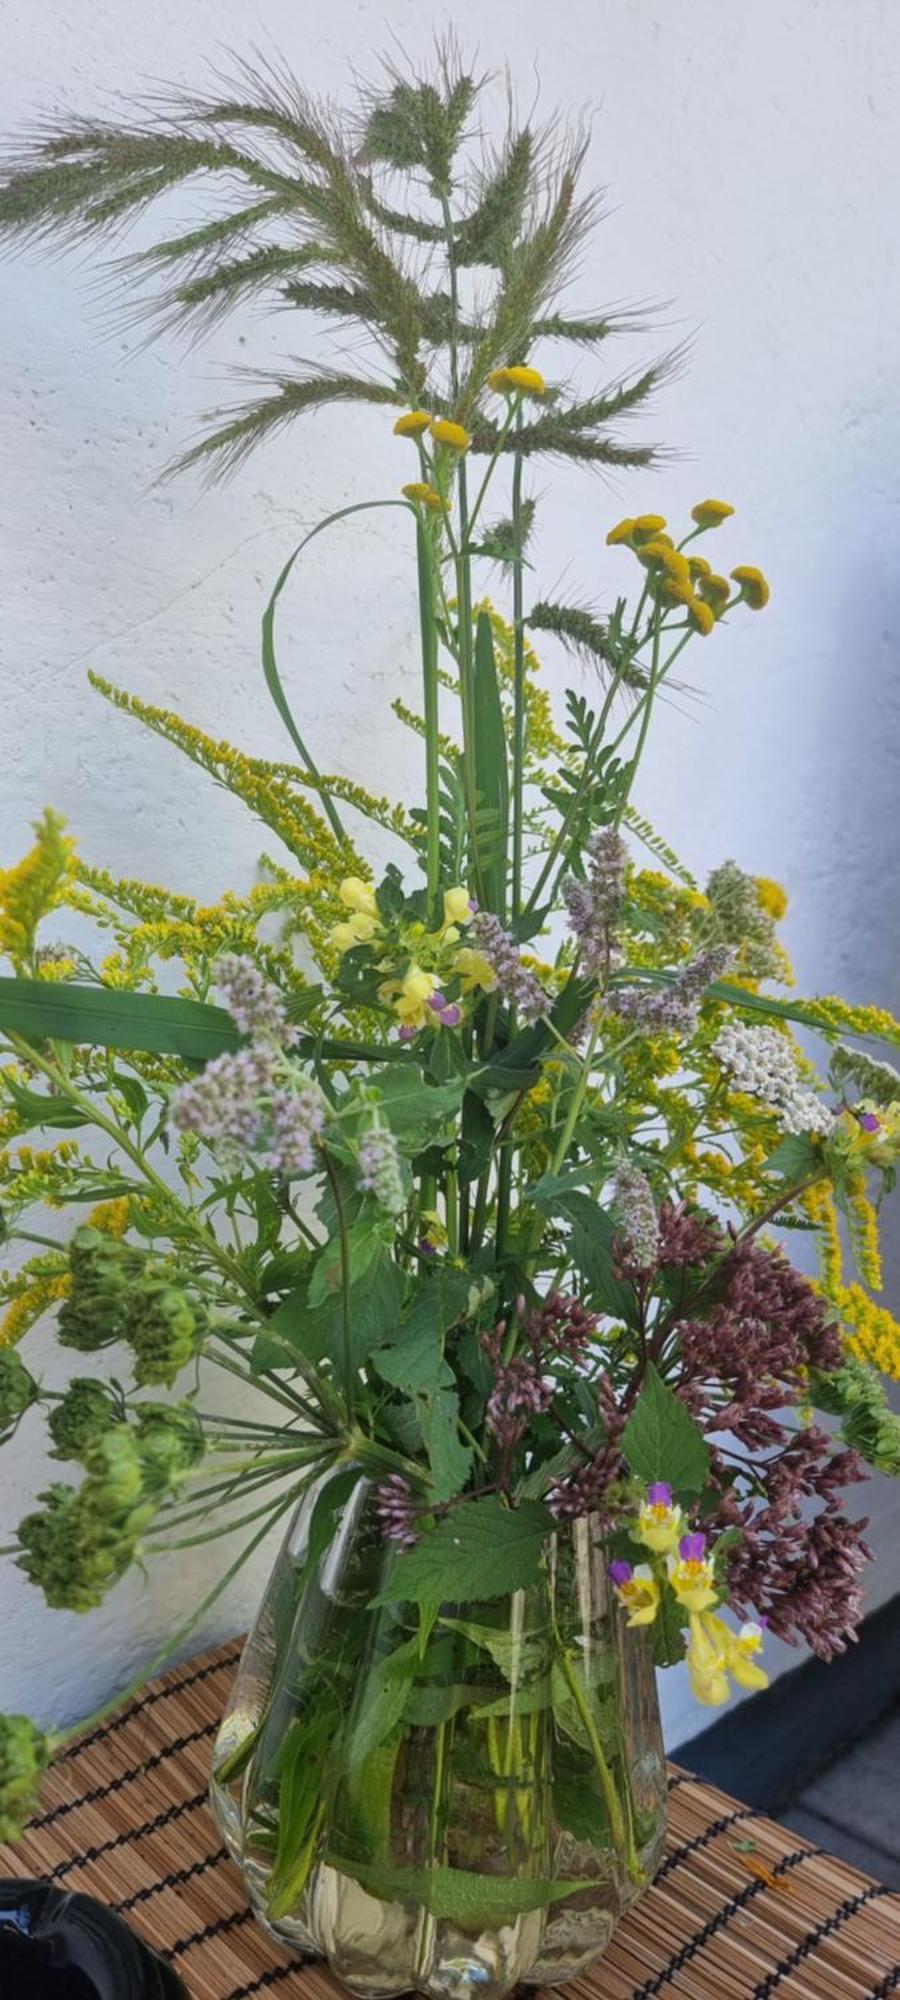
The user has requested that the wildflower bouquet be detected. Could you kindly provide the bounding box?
[1,47,900,1993]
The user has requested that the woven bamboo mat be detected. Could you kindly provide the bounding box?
[1,1638,897,2000]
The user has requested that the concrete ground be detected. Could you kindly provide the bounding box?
[778,1703,900,1888]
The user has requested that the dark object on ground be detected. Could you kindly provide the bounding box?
[0,1879,188,1998]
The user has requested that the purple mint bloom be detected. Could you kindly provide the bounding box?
[470,911,548,1023]
[439,1003,462,1028]
[679,1532,707,1563]
[858,1111,881,1133]
[647,1482,673,1508]
[608,1560,634,1587]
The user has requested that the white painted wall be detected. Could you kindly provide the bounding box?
[2,0,900,1751]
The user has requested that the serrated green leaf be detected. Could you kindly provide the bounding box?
[371,1070,465,1151]
[419,1387,474,1503]
[373,1496,552,1605]
[621,1363,710,1494]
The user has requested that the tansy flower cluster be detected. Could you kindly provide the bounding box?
[605,504,770,635]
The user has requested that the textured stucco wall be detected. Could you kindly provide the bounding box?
[2,0,900,1751]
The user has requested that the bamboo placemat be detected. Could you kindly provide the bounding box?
[1,1637,897,2000]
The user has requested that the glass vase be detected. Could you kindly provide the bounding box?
[210,1470,667,2000]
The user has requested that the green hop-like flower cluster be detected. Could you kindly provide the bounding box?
[47,1378,121,1461]
[57,1228,206,1387]
[813,1357,900,1476]
[0,1713,56,1843]
[134,1401,205,1493]
[0,1351,39,1443]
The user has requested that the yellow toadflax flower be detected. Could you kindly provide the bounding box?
[692,499,735,528]
[339,877,378,918]
[731,565,770,609]
[455,945,498,996]
[393,410,432,437]
[609,1562,661,1627]
[402,482,446,512]
[487,365,546,397]
[443,885,473,928]
[429,418,471,453]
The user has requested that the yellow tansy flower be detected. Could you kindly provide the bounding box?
[691,499,735,528]
[688,554,711,581]
[402,482,446,512]
[429,418,471,452]
[393,410,432,437]
[687,596,716,636]
[632,514,667,545]
[731,565,770,609]
[606,518,635,547]
[697,572,732,613]
[487,365,547,397]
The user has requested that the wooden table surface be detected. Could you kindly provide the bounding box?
[2,1637,898,1999]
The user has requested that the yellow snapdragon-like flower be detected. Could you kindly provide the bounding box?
[731,565,770,609]
[455,946,498,995]
[488,364,547,396]
[637,1482,684,1554]
[402,482,446,512]
[725,1617,769,1692]
[429,418,471,452]
[393,410,432,437]
[685,1613,730,1706]
[331,914,378,952]
[667,1533,718,1611]
[395,964,438,1031]
[443,885,473,928]
[606,517,635,547]
[691,499,735,528]
[339,877,378,918]
[609,1562,661,1627]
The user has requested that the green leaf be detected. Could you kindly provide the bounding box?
[469,609,509,916]
[648,1583,687,1668]
[533,1186,634,1320]
[763,1134,821,1182]
[439,1615,549,1686]
[621,1363,710,1494]
[371,1070,465,1151]
[372,1265,471,1397]
[344,1634,417,1769]
[373,1496,552,1605]
[326,1857,592,1926]
[0,1075,91,1130]
[419,1387,474,1503]
[0,977,239,1061]
[308,1213,385,1307]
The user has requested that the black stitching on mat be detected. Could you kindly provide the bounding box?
[751,1885,896,1999]
[170,1905,255,1961]
[656,1804,760,1882]
[227,1969,298,2000]
[116,1846,228,1914]
[29,1721,215,1833]
[630,1848,814,1999]
[70,1642,241,1760]
[869,1971,900,1997]
[45,1785,210,1882]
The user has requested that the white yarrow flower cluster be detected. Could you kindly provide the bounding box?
[712,1022,834,1136]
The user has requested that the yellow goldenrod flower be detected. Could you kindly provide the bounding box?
[0,809,77,971]
[487,364,547,397]
[339,877,378,918]
[836,1281,900,1381]
[402,482,446,512]
[429,418,471,453]
[85,1197,131,1238]
[691,499,735,528]
[609,1562,661,1627]
[0,1272,71,1350]
[637,1482,684,1554]
[687,596,716,637]
[632,513,668,545]
[393,410,432,437]
[443,885,473,927]
[605,517,635,547]
[667,1533,718,1611]
[455,945,498,995]
[755,877,788,921]
[731,564,770,609]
